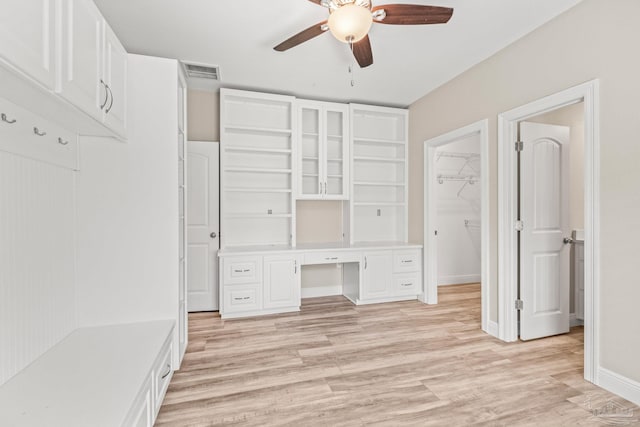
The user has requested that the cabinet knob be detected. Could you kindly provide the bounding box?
[210,232,217,239]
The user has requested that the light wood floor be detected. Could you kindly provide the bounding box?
[157,284,640,426]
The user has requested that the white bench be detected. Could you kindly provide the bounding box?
[0,320,174,427]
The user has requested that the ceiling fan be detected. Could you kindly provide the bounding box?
[274,0,454,68]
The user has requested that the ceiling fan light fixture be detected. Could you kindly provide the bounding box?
[327,4,373,43]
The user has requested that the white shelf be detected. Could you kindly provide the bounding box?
[224,188,292,193]
[353,181,405,187]
[353,156,404,163]
[353,202,405,207]
[224,167,292,174]
[301,132,319,137]
[302,156,319,160]
[327,134,343,140]
[225,146,291,154]
[225,213,292,219]
[353,137,405,145]
[224,125,292,135]
[327,158,343,162]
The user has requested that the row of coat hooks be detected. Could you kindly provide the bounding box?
[1,112,70,145]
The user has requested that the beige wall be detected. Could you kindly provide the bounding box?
[187,90,219,141]
[408,0,640,382]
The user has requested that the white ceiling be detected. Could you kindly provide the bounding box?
[94,0,582,107]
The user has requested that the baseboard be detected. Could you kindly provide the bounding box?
[484,320,499,338]
[301,285,343,299]
[598,367,640,406]
[438,274,481,286]
[570,313,584,327]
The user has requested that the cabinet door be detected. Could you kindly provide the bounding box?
[102,23,127,136]
[263,255,300,309]
[298,104,322,198]
[59,0,104,122]
[324,105,349,200]
[362,251,393,300]
[0,0,55,89]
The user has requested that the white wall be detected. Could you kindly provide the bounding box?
[408,0,640,384]
[76,55,179,329]
[435,134,481,285]
[0,152,76,386]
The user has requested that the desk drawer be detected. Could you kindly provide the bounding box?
[393,250,421,273]
[223,256,262,285]
[393,273,421,296]
[303,251,361,265]
[223,284,262,314]
[153,338,173,415]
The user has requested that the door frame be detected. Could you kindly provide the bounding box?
[497,79,600,383]
[423,119,492,335]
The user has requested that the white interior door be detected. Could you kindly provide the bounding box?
[187,141,220,311]
[519,122,570,340]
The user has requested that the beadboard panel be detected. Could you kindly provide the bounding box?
[0,152,76,386]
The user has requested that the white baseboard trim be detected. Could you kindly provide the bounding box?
[301,285,343,299]
[597,367,640,406]
[438,274,481,286]
[570,313,584,327]
[485,320,499,338]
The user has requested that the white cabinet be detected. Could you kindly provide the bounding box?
[361,251,393,300]
[176,71,187,360]
[350,104,408,243]
[297,100,349,200]
[263,255,301,309]
[220,89,296,248]
[58,0,127,137]
[0,0,56,89]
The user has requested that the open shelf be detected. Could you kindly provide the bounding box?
[353,137,405,145]
[225,213,292,219]
[353,202,405,207]
[224,125,292,135]
[225,146,292,154]
[353,181,405,187]
[224,167,292,174]
[353,156,404,163]
[224,188,292,193]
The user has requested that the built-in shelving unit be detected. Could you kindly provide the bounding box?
[220,89,296,248]
[177,70,188,360]
[350,104,409,243]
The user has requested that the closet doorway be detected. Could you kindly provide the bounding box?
[423,120,491,335]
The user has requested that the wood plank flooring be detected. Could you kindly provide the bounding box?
[157,284,640,426]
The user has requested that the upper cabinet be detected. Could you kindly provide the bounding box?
[58,0,127,138]
[0,0,56,89]
[0,0,127,140]
[297,100,349,200]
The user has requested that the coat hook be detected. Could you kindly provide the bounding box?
[1,113,16,124]
[33,127,46,136]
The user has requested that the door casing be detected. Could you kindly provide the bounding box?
[497,79,600,383]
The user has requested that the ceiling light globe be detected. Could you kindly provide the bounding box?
[328,4,373,43]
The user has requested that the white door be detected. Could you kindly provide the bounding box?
[361,251,393,300]
[187,141,220,311]
[519,122,571,340]
[263,255,300,309]
[59,0,104,122]
[324,105,349,199]
[102,23,127,136]
[0,0,55,89]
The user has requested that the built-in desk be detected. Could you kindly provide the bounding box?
[218,242,423,319]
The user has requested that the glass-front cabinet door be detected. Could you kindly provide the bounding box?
[297,100,349,200]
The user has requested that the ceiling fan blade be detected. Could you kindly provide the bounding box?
[274,21,328,52]
[372,4,453,25]
[307,0,325,5]
[352,35,373,68]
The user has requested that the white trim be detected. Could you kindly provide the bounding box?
[301,285,343,299]
[423,119,490,334]
[598,368,640,407]
[569,313,583,327]
[497,79,600,384]
[487,320,499,338]
[437,274,481,286]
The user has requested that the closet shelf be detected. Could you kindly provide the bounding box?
[224,125,292,135]
[436,151,480,161]
[225,146,292,154]
[353,156,404,163]
[224,167,292,174]
[437,174,479,183]
[353,137,404,145]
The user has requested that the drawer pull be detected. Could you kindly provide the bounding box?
[1,113,16,124]
[234,296,251,301]
[33,127,46,137]
[161,363,171,379]
[233,269,252,273]
[243,269,250,272]
[401,260,413,263]
[401,283,413,287]
[57,137,69,146]
[325,257,339,261]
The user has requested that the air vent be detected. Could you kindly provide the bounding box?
[182,62,220,80]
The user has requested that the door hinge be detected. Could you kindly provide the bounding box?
[515,299,524,310]
[515,141,524,152]
[515,220,524,231]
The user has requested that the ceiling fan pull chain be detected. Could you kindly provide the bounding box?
[349,42,356,87]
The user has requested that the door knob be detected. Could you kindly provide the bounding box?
[210,232,217,239]
[563,237,574,245]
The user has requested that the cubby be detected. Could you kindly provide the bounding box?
[220,89,297,248]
